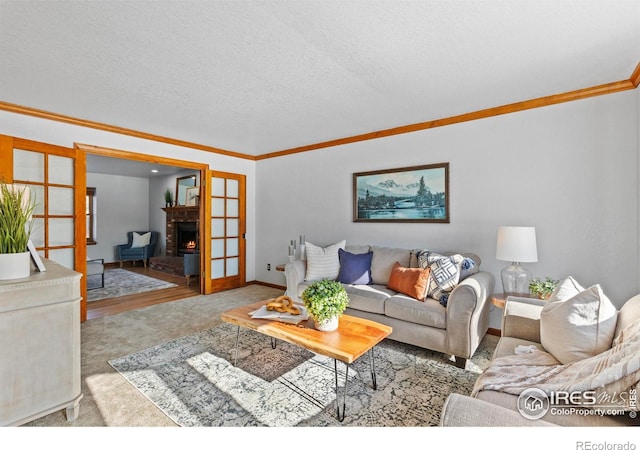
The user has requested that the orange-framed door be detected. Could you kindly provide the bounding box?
[0,135,87,321]
[203,170,246,293]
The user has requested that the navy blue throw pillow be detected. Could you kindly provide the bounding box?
[337,249,373,285]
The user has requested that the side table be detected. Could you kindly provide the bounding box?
[490,293,532,309]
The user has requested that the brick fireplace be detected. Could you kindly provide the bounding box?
[163,206,200,257]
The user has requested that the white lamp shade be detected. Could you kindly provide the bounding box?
[496,226,538,263]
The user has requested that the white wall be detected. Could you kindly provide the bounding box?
[256,90,639,328]
[86,172,149,263]
[0,111,257,282]
[2,88,638,331]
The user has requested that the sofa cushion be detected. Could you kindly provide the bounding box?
[387,261,430,300]
[341,284,393,314]
[337,248,373,285]
[304,240,345,281]
[345,244,370,255]
[540,283,618,364]
[370,246,412,285]
[385,295,446,329]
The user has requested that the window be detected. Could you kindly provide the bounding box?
[86,187,97,245]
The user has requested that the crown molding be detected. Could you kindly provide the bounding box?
[257,75,638,160]
[631,62,640,88]
[0,101,255,161]
[1,62,639,162]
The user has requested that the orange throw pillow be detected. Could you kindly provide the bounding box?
[387,261,430,301]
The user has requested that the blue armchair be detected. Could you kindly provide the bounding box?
[116,231,159,268]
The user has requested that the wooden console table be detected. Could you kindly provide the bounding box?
[0,259,83,426]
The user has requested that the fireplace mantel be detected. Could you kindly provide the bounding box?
[162,206,199,213]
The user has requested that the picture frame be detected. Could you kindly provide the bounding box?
[185,186,200,207]
[353,163,449,223]
[28,240,46,272]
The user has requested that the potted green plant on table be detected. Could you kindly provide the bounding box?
[0,182,36,280]
[301,279,349,332]
[529,277,559,300]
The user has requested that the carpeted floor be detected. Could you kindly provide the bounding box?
[25,284,497,428]
[108,322,496,427]
[87,268,177,301]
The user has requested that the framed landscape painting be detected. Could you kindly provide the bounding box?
[353,163,449,223]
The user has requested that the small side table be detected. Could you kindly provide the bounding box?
[490,293,532,309]
[276,264,286,272]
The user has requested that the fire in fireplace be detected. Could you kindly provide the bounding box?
[176,222,198,256]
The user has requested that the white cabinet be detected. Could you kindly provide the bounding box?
[0,259,82,426]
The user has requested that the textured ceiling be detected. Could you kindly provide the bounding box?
[1,1,639,157]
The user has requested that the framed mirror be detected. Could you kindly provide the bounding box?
[176,175,197,206]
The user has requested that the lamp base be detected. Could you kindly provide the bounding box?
[501,262,530,296]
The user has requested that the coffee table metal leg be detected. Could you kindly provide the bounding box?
[369,347,378,390]
[270,337,277,349]
[334,359,349,422]
[233,325,240,366]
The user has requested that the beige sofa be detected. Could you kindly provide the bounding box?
[440,294,640,426]
[284,244,495,368]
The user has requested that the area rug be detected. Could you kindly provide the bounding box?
[108,322,497,426]
[87,268,178,302]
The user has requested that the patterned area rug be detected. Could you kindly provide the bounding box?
[109,322,497,426]
[87,268,178,302]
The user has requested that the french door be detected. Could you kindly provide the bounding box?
[0,135,87,321]
[203,170,246,293]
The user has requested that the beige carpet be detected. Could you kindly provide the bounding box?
[25,284,496,429]
[26,284,283,427]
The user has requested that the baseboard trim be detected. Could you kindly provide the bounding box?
[487,327,501,337]
[249,280,286,291]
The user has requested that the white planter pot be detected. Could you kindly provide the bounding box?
[314,315,339,332]
[0,252,31,280]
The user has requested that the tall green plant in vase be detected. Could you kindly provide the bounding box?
[302,279,349,332]
[0,182,36,280]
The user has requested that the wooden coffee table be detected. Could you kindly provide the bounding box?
[221,299,392,421]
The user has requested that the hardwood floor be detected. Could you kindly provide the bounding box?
[86,265,200,320]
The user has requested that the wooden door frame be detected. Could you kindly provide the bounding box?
[1,135,86,318]
[75,143,210,295]
[204,169,246,293]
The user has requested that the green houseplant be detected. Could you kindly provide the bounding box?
[0,182,36,280]
[529,277,559,300]
[164,188,174,207]
[301,279,349,331]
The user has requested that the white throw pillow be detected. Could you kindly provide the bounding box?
[547,276,585,302]
[540,283,618,364]
[304,240,346,281]
[131,232,151,248]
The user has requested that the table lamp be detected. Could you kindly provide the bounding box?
[496,226,538,295]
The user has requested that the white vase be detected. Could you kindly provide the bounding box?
[0,251,31,280]
[314,315,339,332]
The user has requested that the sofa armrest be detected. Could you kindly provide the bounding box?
[445,271,494,359]
[502,296,546,343]
[440,393,557,427]
[284,260,306,300]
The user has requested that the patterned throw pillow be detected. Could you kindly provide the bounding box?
[417,251,474,306]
